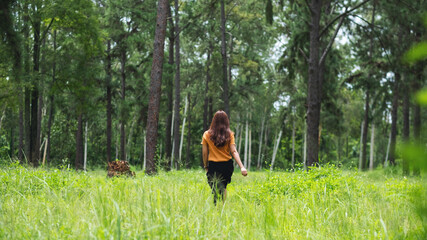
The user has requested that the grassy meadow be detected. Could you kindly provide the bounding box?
[0,163,426,239]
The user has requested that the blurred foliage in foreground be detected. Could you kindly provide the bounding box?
[405,17,427,63]
[402,16,427,237]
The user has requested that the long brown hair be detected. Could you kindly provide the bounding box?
[208,110,232,147]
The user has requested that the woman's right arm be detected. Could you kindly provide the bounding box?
[230,144,247,176]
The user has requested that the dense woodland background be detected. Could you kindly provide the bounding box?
[0,0,426,174]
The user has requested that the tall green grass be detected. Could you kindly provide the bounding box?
[0,163,425,239]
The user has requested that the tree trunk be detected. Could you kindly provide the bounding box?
[46,30,57,165]
[120,47,127,161]
[13,3,24,162]
[115,124,119,160]
[42,137,47,166]
[337,136,341,165]
[361,91,369,170]
[179,95,188,163]
[257,115,265,170]
[83,121,88,171]
[235,124,240,147]
[18,94,24,161]
[402,84,410,175]
[185,95,192,169]
[127,116,136,161]
[220,0,230,116]
[346,136,349,159]
[303,123,307,169]
[318,124,322,161]
[244,116,248,168]
[248,125,252,171]
[30,12,41,167]
[238,122,243,153]
[413,104,421,175]
[24,89,30,163]
[385,131,391,166]
[369,123,375,171]
[145,0,168,175]
[262,122,269,169]
[270,130,283,171]
[23,98,31,162]
[165,2,174,167]
[106,40,112,163]
[37,84,43,161]
[171,108,175,167]
[291,117,296,169]
[173,0,181,170]
[228,34,233,85]
[23,2,30,163]
[0,108,5,131]
[8,110,14,158]
[413,69,422,176]
[143,131,147,170]
[10,125,14,158]
[389,73,399,166]
[139,130,144,168]
[37,37,47,161]
[318,59,325,147]
[233,124,240,168]
[367,0,375,171]
[75,113,83,170]
[306,0,322,168]
[203,44,212,132]
[358,122,363,171]
[208,97,213,123]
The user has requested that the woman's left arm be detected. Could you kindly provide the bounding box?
[202,143,209,172]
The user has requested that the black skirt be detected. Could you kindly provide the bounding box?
[206,159,234,189]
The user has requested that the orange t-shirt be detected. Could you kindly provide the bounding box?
[201,130,235,162]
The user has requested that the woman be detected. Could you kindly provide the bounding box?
[201,110,247,204]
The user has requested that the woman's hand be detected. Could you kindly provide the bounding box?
[241,167,248,176]
[230,144,247,176]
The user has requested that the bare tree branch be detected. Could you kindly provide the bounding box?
[319,14,345,65]
[319,0,372,39]
[299,47,309,63]
[40,17,55,43]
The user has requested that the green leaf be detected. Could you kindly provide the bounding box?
[401,143,427,171]
[415,88,427,106]
[404,42,427,63]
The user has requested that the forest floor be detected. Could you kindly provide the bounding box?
[0,163,426,239]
